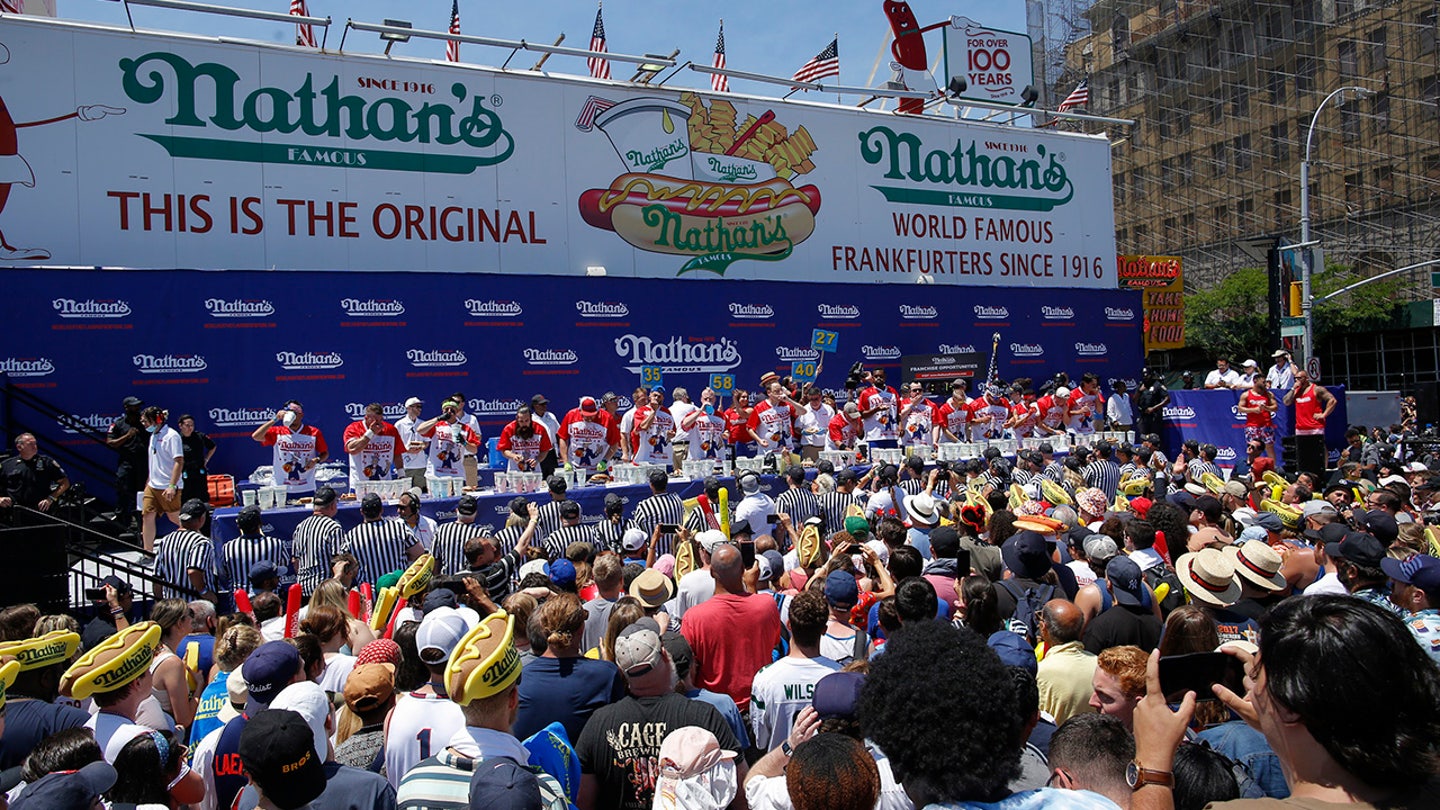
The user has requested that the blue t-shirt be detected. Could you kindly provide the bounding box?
[687,688,749,748]
[0,699,90,769]
[189,669,231,746]
[514,656,626,743]
[180,632,216,677]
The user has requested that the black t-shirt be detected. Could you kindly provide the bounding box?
[181,432,216,480]
[235,761,397,810]
[1082,604,1163,655]
[108,417,146,465]
[0,454,67,509]
[576,692,741,810]
[1229,595,1281,623]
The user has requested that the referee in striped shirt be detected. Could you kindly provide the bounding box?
[774,465,821,528]
[222,505,296,592]
[543,500,593,561]
[342,492,424,585]
[630,468,684,557]
[683,477,726,534]
[534,476,571,543]
[432,494,484,576]
[1187,444,1223,483]
[592,493,627,553]
[1081,441,1123,501]
[290,486,346,598]
[817,469,865,537]
[154,498,218,602]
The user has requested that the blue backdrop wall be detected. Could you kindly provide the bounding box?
[6,269,1143,488]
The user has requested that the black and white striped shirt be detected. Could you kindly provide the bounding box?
[775,487,821,528]
[535,498,570,543]
[155,529,215,599]
[544,524,595,562]
[817,490,863,537]
[343,518,420,586]
[493,524,525,557]
[432,519,482,576]
[630,492,686,557]
[1013,468,1036,486]
[591,519,627,554]
[291,513,345,598]
[1082,459,1122,501]
[899,478,927,496]
[1043,461,1067,484]
[221,534,294,591]
[1187,458,1221,482]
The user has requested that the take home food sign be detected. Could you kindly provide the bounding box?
[0,15,1115,288]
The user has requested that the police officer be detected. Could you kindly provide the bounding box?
[105,395,146,530]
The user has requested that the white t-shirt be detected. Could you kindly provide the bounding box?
[675,568,716,619]
[407,515,438,552]
[690,413,729,461]
[670,400,699,444]
[1205,368,1242,389]
[147,425,184,489]
[395,414,429,470]
[427,422,477,478]
[633,407,675,466]
[317,653,357,694]
[385,691,467,788]
[455,413,484,457]
[734,493,777,534]
[749,655,841,749]
[795,403,834,449]
[268,427,321,493]
[87,711,150,763]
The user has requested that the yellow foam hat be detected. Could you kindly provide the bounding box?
[60,622,160,700]
[398,554,436,599]
[1120,474,1151,497]
[0,630,81,672]
[445,610,521,704]
[1040,478,1073,505]
[369,586,400,632]
[797,521,823,568]
[674,538,696,580]
[0,659,19,710]
[1201,472,1226,496]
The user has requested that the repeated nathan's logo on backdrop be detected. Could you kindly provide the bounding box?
[57,412,120,434]
[52,299,132,319]
[1163,406,1197,421]
[276,351,343,370]
[209,406,276,427]
[576,301,629,319]
[576,93,823,276]
[974,305,1009,320]
[899,304,938,319]
[342,298,406,317]
[407,349,467,368]
[1010,342,1044,357]
[939,343,977,353]
[776,347,820,362]
[613,334,741,375]
[1074,342,1108,357]
[1106,306,1136,321]
[465,300,523,318]
[205,298,275,318]
[524,349,579,366]
[817,304,861,320]
[472,397,527,416]
[0,357,55,378]
[133,353,207,374]
[1042,306,1074,320]
[345,402,406,420]
[862,345,902,361]
[729,303,775,320]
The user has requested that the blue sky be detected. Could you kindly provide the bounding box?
[59,0,1029,98]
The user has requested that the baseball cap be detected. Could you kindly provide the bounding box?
[824,570,859,607]
[517,559,551,581]
[530,394,549,406]
[454,494,479,516]
[270,681,331,761]
[1324,532,1387,568]
[622,528,648,552]
[417,606,471,665]
[812,671,866,720]
[237,505,263,531]
[179,498,211,522]
[1305,521,1349,546]
[343,662,396,713]
[239,709,326,809]
[422,588,459,612]
[659,631,693,679]
[987,630,1038,675]
[404,396,424,408]
[100,575,132,596]
[1251,512,1284,534]
[469,759,545,810]
[929,526,961,559]
[248,560,279,585]
[601,391,619,404]
[218,668,247,724]
[758,549,785,581]
[614,621,665,677]
[580,396,598,414]
[695,530,728,554]
[355,638,403,667]
[508,496,531,518]
[1106,556,1148,607]
[242,641,302,707]
[1360,510,1399,546]
[121,396,143,407]
[313,486,338,507]
[844,515,870,539]
[654,726,738,810]
[10,761,118,810]
[1381,554,1440,594]
[549,559,578,590]
[360,492,383,515]
[1222,480,1249,499]
[1300,500,1337,519]
[1082,534,1119,564]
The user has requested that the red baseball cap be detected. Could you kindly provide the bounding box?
[580,397,598,414]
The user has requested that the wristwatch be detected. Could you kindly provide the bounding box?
[780,740,794,757]
[1126,761,1174,791]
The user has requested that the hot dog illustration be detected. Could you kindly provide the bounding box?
[882,0,951,115]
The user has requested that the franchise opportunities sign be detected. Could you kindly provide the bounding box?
[0,15,1116,287]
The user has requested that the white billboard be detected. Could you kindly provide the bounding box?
[942,17,1036,105]
[0,16,1115,288]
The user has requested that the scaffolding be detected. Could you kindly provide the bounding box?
[1065,0,1440,299]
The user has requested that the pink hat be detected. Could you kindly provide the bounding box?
[653,554,676,578]
[654,726,739,810]
[1077,487,1108,517]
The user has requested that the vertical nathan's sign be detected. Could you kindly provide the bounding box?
[1117,255,1184,352]
[942,17,1035,105]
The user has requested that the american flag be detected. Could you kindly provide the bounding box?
[446,0,461,63]
[0,0,21,15]
[1057,79,1090,112]
[588,4,611,80]
[712,21,729,92]
[290,0,316,48]
[793,37,840,85]
[574,95,617,131]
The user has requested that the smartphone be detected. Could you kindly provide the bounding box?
[766,514,780,524]
[84,587,106,601]
[954,549,971,577]
[740,539,756,569]
[844,544,862,554]
[658,523,681,533]
[1158,652,1246,703]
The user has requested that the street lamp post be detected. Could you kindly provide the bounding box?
[1300,85,1370,365]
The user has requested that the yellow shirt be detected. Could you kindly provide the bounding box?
[1035,640,1098,726]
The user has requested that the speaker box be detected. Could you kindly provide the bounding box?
[1280,435,1299,471]
[1414,382,1440,428]
[0,525,68,614]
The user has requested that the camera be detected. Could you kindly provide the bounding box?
[844,362,866,391]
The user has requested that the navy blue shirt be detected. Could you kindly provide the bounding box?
[0,699,89,769]
[514,656,626,742]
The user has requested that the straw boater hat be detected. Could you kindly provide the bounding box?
[445,610,522,705]
[59,622,161,700]
[1223,540,1287,592]
[0,630,81,672]
[1175,549,1242,608]
[398,554,436,599]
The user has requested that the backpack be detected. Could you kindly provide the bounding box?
[999,578,1056,645]
[1141,563,1186,617]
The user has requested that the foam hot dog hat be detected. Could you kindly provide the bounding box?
[60,622,161,700]
[445,610,521,704]
[1012,514,1065,535]
[0,629,81,671]
[398,554,436,599]
[0,658,20,710]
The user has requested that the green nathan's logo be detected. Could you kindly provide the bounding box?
[858,126,1073,212]
[119,52,514,173]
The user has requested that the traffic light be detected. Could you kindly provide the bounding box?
[1288,281,1303,317]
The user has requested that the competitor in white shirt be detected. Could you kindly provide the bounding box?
[966,385,1011,441]
[251,399,330,499]
[934,379,971,443]
[680,389,730,463]
[342,403,404,483]
[898,383,935,449]
[668,387,699,467]
[1065,374,1105,436]
[558,397,621,471]
[394,397,430,490]
[418,398,480,478]
[1204,358,1242,389]
[794,386,836,461]
[632,388,676,467]
[618,385,648,462]
[749,381,799,455]
[1105,381,1135,431]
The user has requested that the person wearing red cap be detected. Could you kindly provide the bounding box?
[558,396,620,473]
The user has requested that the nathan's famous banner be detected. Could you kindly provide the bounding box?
[1118,254,1184,351]
[1160,390,1349,472]
[0,16,1116,287]
[6,268,1140,500]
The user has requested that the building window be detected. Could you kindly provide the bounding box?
[1212,140,1228,176]
[1209,96,1224,124]
[1213,204,1229,229]
[1268,69,1287,103]
[1164,217,1177,240]
[1374,165,1394,198]
[1237,198,1254,230]
[1340,99,1360,142]
[1335,0,1354,19]
[1371,91,1390,132]
[1182,212,1195,239]
[1232,85,1249,117]
[1112,15,1131,52]
[1296,56,1316,93]
[1116,228,1127,244]
[1425,75,1440,120]
[1345,172,1363,207]
[1367,27,1388,73]
[1161,158,1176,192]
[1271,122,1290,162]
[1272,189,1292,229]
[1338,40,1357,78]
[1235,134,1252,171]
[1422,11,1437,56]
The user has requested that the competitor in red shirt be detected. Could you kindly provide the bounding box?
[857,368,900,446]
[725,388,758,458]
[827,401,862,450]
[251,399,330,493]
[966,385,1011,441]
[1237,375,1279,462]
[558,396,620,471]
[899,382,936,449]
[1066,374,1105,436]
[1283,369,1336,473]
[1033,386,1069,437]
[1005,385,1040,439]
[935,378,971,443]
[748,381,798,454]
[497,405,556,472]
[341,402,404,482]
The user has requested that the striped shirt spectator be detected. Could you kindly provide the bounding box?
[775,485,821,528]
[544,524,594,562]
[397,748,566,809]
[817,489,864,537]
[1082,457,1122,501]
[432,519,481,576]
[291,511,345,597]
[155,528,215,600]
[1187,457,1221,482]
[222,533,294,592]
[343,510,422,586]
[1043,460,1067,483]
[630,475,685,558]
